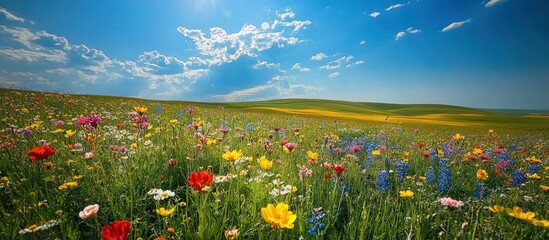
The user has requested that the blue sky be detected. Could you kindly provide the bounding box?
[1,0,548,109]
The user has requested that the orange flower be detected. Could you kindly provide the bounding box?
[27,145,56,162]
[187,171,214,192]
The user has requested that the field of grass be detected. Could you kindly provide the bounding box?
[0,88,548,239]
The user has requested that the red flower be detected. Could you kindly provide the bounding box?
[34,97,42,102]
[102,220,131,240]
[331,164,346,176]
[423,151,430,158]
[324,172,332,179]
[27,145,56,161]
[187,170,214,191]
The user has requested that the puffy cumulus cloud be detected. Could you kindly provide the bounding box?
[177,9,310,66]
[291,63,310,72]
[0,8,25,22]
[310,52,327,60]
[328,72,340,78]
[442,19,471,32]
[369,12,380,18]
[0,24,208,95]
[395,31,406,41]
[212,75,319,101]
[252,60,279,69]
[320,55,356,70]
[485,0,506,7]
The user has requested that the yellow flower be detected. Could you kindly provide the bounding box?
[307,150,319,161]
[371,150,381,156]
[453,133,465,140]
[64,130,76,138]
[530,219,549,228]
[403,151,410,160]
[222,150,243,161]
[473,147,483,155]
[488,205,505,213]
[488,129,494,134]
[207,139,217,145]
[133,106,148,115]
[130,143,138,149]
[257,156,273,170]
[437,149,444,158]
[156,207,175,217]
[144,133,152,138]
[526,173,541,179]
[169,119,179,125]
[261,203,297,229]
[506,206,536,221]
[58,181,78,190]
[541,185,549,191]
[477,169,488,181]
[51,129,65,134]
[419,176,426,181]
[526,156,541,164]
[71,175,83,180]
[399,190,414,198]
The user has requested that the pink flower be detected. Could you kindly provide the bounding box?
[85,152,94,159]
[79,204,100,220]
[439,197,464,208]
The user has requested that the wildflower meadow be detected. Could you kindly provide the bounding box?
[0,89,548,239]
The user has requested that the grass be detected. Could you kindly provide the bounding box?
[0,88,548,239]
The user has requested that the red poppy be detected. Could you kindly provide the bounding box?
[34,97,42,102]
[102,220,131,240]
[187,170,214,191]
[324,172,332,179]
[27,145,56,161]
[331,164,346,176]
[423,151,431,158]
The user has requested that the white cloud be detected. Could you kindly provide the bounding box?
[320,55,354,69]
[359,40,366,45]
[310,52,328,60]
[253,60,278,69]
[346,60,365,68]
[442,19,471,32]
[386,4,404,11]
[395,31,406,41]
[328,72,340,78]
[212,75,319,101]
[0,48,67,63]
[177,9,310,66]
[485,0,506,7]
[406,27,421,34]
[291,63,310,72]
[369,12,380,18]
[0,8,25,22]
[261,22,270,30]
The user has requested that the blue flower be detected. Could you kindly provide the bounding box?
[396,161,408,182]
[426,168,436,184]
[377,170,391,193]
[437,159,451,193]
[473,183,488,199]
[527,163,539,173]
[155,102,162,115]
[513,169,526,186]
